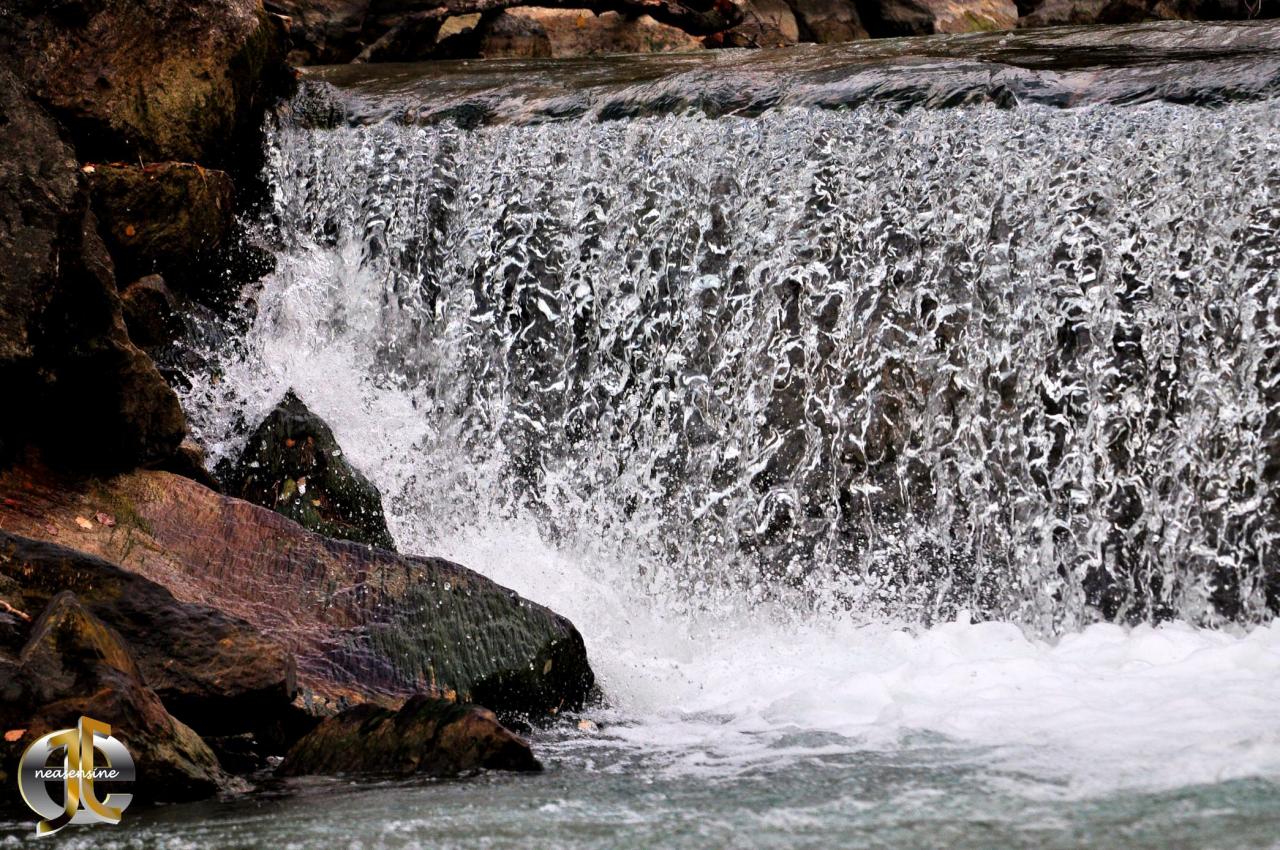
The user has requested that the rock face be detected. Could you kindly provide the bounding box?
[227,390,396,550]
[480,8,706,57]
[87,164,237,291]
[0,70,185,472]
[0,466,596,720]
[0,532,298,741]
[792,0,869,40]
[0,592,234,802]
[0,0,285,168]
[1018,0,1279,26]
[280,695,541,777]
[119,276,184,350]
[857,0,1019,35]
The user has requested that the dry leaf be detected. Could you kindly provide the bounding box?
[74,516,94,530]
[3,729,26,743]
[94,511,117,527]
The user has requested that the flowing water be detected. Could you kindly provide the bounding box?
[8,21,1280,849]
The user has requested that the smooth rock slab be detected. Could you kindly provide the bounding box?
[0,466,596,719]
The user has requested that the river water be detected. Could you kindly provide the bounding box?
[6,20,1280,849]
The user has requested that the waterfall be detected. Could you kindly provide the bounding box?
[184,87,1280,639]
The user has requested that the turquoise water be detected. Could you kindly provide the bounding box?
[4,728,1280,849]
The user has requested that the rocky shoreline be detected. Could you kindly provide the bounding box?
[1,0,1277,815]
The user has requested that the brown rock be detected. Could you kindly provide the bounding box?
[280,694,540,777]
[480,8,705,57]
[1,592,234,802]
[0,466,596,721]
[1,0,286,167]
[1017,0,1278,26]
[859,0,1018,35]
[0,69,185,473]
[790,0,869,41]
[714,0,801,46]
[119,275,183,349]
[88,164,236,289]
[0,532,298,742]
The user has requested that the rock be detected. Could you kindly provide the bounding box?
[0,466,597,720]
[280,695,540,777]
[227,390,396,550]
[859,0,1018,35]
[158,436,223,491]
[479,8,706,57]
[0,69,185,473]
[0,592,234,802]
[0,0,287,167]
[0,532,299,742]
[266,0,740,63]
[87,164,236,291]
[1017,0,1278,26]
[711,0,800,46]
[790,0,869,41]
[119,275,183,349]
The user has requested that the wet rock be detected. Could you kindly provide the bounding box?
[158,436,223,491]
[858,0,1018,35]
[712,0,800,46]
[280,695,540,777]
[0,69,185,473]
[0,467,597,721]
[87,164,237,292]
[1017,0,1279,26]
[0,0,287,167]
[0,592,234,802]
[0,532,299,742]
[791,0,869,41]
[479,8,705,57]
[119,275,183,349]
[227,390,396,550]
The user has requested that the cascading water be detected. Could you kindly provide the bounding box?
[169,29,1280,849]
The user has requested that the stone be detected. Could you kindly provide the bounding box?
[0,532,299,743]
[790,0,869,41]
[279,695,540,777]
[480,8,706,57]
[718,0,801,47]
[0,466,597,721]
[87,164,236,290]
[859,0,1018,35]
[0,69,185,473]
[119,275,183,349]
[0,0,287,167]
[227,390,396,550]
[0,592,234,802]
[1017,0,1279,26]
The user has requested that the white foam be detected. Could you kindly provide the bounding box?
[438,523,1280,798]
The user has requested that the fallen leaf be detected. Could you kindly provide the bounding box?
[3,729,26,743]
[94,511,117,527]
[124,224,136,238]
[284,438,296,448]
[81,164,95,174]
[44,523,59,536]
[74,516,94,530]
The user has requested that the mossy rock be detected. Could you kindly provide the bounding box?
[228,390,396,550]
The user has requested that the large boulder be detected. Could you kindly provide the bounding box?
[790,0,869,41]
[226,390,396,550]
[0,592,234,802]
[0,70,185,472]
[280,695,540,777]
[0,0,286,168]
[0,466,597,720]
[479,8,706,57]
[87,164,237,291]
[857,0,1018,35]
[0,532,299,741]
